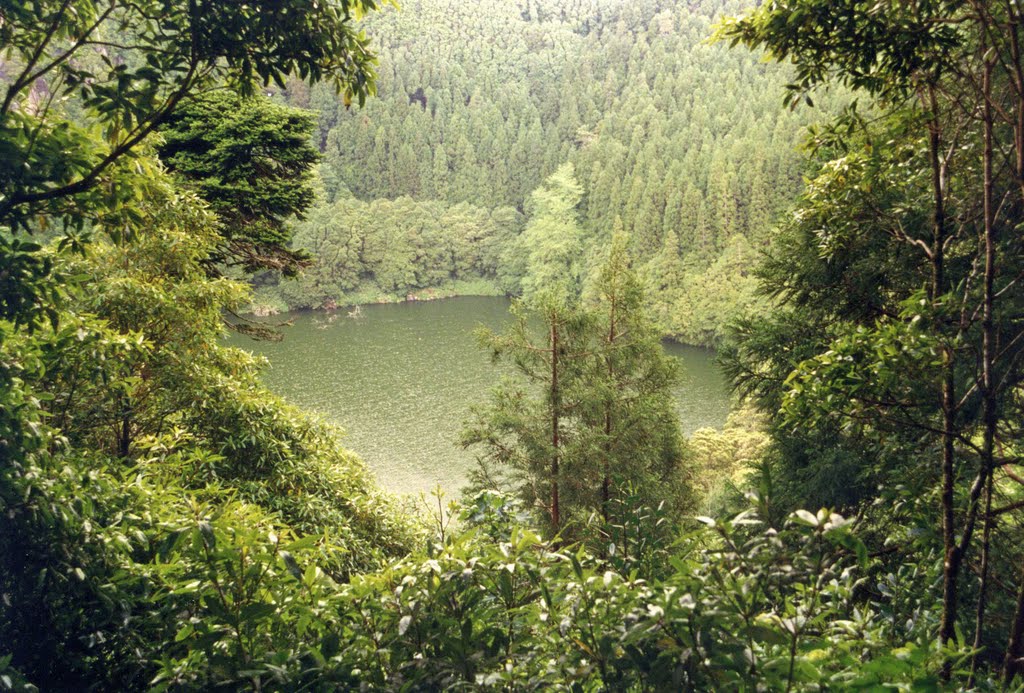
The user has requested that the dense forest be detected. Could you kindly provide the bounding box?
[249,0,832,346]
[2,0,1024,691]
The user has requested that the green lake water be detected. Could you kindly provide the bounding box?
[229,296,730,496]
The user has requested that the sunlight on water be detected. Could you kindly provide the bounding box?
[228,297,730,496]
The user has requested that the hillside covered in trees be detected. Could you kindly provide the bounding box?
[2,0,1024,690]
[251,0,833,346]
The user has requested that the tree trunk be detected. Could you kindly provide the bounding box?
[939,366,959,668]
[550,315,561,533]
[924,85,959,679]
[1002,10,1024,685]
[118,396,132,459]
[969,468,994,687]
[602,293,616,528]
[1005,562,1024,685]
[969,53,998,688]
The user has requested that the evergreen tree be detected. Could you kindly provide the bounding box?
[520,163,585,307]
[158,93,321,275]
[582,230,693,547]
[463,232,692,548]
[261,0,833,345]
[721,0,1024,679]
[462,299,592,535]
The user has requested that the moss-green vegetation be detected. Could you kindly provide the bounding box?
[157,92,322,275]
[462,232,695,553]
[1,183,421,689]
[252,194,520,311]
[2,0,1024,689]
[252,0,833,346]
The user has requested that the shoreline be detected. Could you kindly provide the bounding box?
[246,292,720,351]
[247,288,508,318]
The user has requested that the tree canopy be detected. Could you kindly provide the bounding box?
[0,0,388,325]
[3,0,1024,689]
[721,0,1024,681]
[158,93,321,274]
[249,0,832,346]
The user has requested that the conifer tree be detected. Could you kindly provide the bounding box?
[520,163,585,307]
[461,299,592,534]
[463,229,691,545]
[582,230,693,542]
[158,93,321,275]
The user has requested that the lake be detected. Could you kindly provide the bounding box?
[229,296,730,496]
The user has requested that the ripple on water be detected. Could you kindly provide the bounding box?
[228,297,730,496]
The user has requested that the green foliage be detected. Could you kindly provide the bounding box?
[716,0,961,103]
[519,163,585,307]
[647,234,768,345]
[0,0,396,349]
[718,15,985,513]
[0,0,391,308]
[65,184,418,567]
[158,93,321,274]
[0,450,975,691]
[0,178,420,686]
[7,0,1023,688]
[464,235,694,558]
[0,442,364,690]
[462,299,594,532]
[689,406,768,514]
[0,234,65,329]
[256,0,833,345]
[311,500,949,691]
[719,0,1024,682]
[0,182,995,687]
[261,195,522,310]
[0,655,35,692]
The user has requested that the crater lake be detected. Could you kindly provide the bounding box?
[229,296,730,496]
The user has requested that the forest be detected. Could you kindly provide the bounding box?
[1,0,1024,691]
[248,0,831,346]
